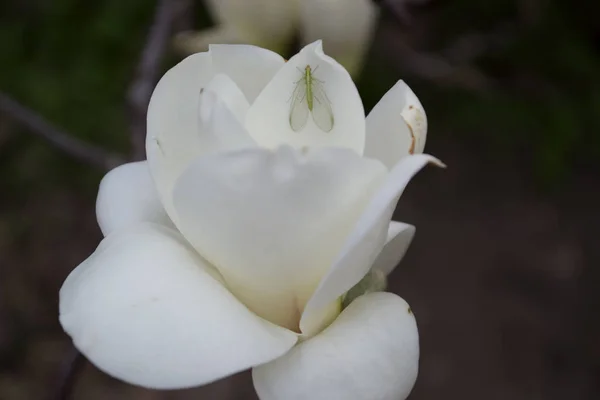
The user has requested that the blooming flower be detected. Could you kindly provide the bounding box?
[174,0,378,77]
[59,41,441,400]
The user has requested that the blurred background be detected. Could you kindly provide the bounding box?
[0,0,599,399]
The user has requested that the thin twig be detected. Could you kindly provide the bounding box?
[441,23,516,64]
[379,27,495,92]
[0,92,125,170]
[50,346,86,400]
[127,0,191,160]
[373,0,511,92]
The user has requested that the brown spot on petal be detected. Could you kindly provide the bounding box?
[407,307,413,315]
[407,123,416,155]
[409,105,414,110]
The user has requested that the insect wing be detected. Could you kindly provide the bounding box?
[310,82,334,132]
[289,79,309,132]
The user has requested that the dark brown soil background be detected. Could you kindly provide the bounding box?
[1,0,599,399]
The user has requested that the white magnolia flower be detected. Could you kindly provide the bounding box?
[175,0,378,77]
[59,41,441,400]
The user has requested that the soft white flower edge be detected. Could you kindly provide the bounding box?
[172,145,387,331]
[253,292,419,400]
[96,161,173,236]
[373,221,416,276]
[59,223,297,389]
[301,154,443,334]
[365,80,427,169]
[145,44,285,224]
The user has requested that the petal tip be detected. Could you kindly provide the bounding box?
[304,40,324,53]
[430,158,447,168]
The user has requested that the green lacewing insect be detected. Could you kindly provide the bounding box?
[289,65,334,132]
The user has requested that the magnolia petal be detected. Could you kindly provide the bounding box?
[341,222,414,308]
[299,0,379,77]
[253,292,419,400]
[364,81,428,169]
[59,224,297,390]
[301,154,442,333]
[205,0,299,55]
[200,73,250,123]
[147,59,257,224]
[197,76,256,151]
[209,44,286,103]
[146,53,218,222]
[246,41,366,154]
[147,45,284,223]
[372,221,415,276]
[173,146,386,332]
[96,161,173,236]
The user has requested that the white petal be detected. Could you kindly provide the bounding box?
[200,73,250,122]
[301,154,442,333]
[146,45,285,224]
[209,44,286,103]
[172,146,387,332]
[197,76,256,152]
[246,41,366,154]
[59,223,297,389]
[146,53,217,222]
[371,221,415,276]
[299,0,378,77]
[253,292,419,400]
[365,81,428,169]
[96,161,173,236]
[147,59,256,224]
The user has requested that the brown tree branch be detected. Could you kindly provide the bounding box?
[373,1,516,92]
[49,346,86,400]
[378,25,495,92]
[0,92,125,170]
[127,0,192,160]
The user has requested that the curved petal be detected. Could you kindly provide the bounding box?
[196,76,256,152]
[246,41,366,154]
[209,44,286,104]
[301,154,442,334]
[341,221,413,307]
[96,161,173,236]
[146,53,220,222]
[172,146,387,332]
[364,81,428,169]
[299,0,378,77]
[147,64,255,224]
[253,292,419,400]
[59,224,297,389]
[372,221,415,276]
[146,46,284,223]
[200,73,250,122]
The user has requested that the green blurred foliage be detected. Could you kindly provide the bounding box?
[0,0,154,197]
[0,0,598,191]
